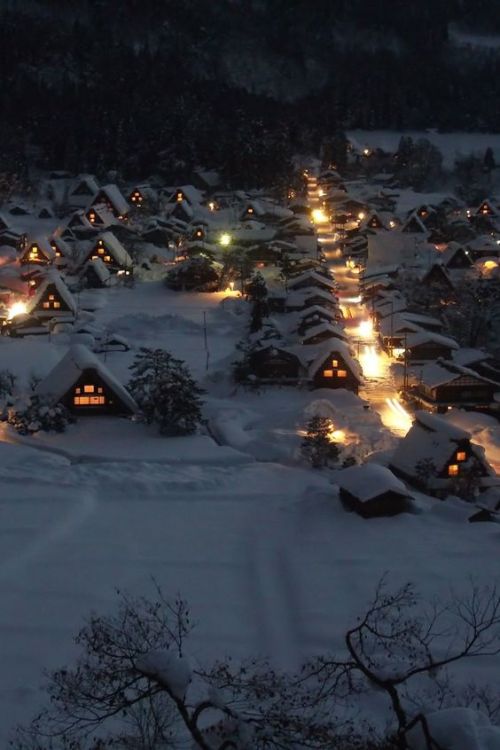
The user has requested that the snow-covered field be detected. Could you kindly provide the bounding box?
[348,129,500,169]
[1,277,500,743]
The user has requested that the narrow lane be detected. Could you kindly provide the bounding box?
[307,177,412,437]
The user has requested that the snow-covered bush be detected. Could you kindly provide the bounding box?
[8,395,75,435]
[165,256,220,292]
[128,347,204,436]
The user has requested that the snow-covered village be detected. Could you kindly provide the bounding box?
[2,2,500,749]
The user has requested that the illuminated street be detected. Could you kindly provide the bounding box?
[307,177,413,437]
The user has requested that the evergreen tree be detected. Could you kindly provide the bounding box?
[483,147,496,173]
[246,272,268,302]
[301,415,340,469]
[128,348,204,436]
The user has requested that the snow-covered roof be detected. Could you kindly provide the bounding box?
[303,340,362,382]
[25,236,56,262]
[288,270,337,291]
[28,271,77,315]
[390,411,473,477]
[94,231,133,267]
[287,287,337,307]
[69,174,100,197]
[453,348,489,367]
[405,331,459,350]
[301,321,347,343]
[83,257,111,283]
[337,464,410,501]
[167,185,204,205]
[296,305,337,322]
[36,344,138,413]
[94,184,129,215]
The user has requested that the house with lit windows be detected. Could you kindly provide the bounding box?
[306,340,363,393]
[389,411,495,496]
[36,345,137,416]
[128,185,158,209]
[476,199,497,218]
[80,232,133,272]
[409,359,498,413]
[89,185,129,220]
[19,238,56,266]
[27,272,77,320]
[165,185,204,206]
[84,204,116,229]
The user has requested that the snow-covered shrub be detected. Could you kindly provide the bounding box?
[0,369,16,418]
[128,347,204,436]
[165,256,220,292]
[8,395,75,435]
[301,415,340,469]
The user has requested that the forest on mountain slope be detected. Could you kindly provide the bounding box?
[1,0,500,185]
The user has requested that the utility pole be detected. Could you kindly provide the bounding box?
[403,331,408,393]
[203,311,209,372]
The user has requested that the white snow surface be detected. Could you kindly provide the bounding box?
[137,650,192,699]
[1,272,500,744]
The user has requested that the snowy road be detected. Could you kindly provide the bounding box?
[307,177,412,437]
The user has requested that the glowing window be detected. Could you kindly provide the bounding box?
[448,464,459,477]
[97,247,105,254]
[53,301,60,309]
[247,207,254,214]
[176,192,183,202]
[49,295,55,300]
[84,385,95,393]
[104,255,111,262]
[331,359,338,368]
[74,394,106,406]
[337,370,347,378]
[456,451,467,462]
[323,369,334,378]
[75,387,81,394]
[43,302,50,308]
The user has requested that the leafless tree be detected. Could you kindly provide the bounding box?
[12,579,500,750]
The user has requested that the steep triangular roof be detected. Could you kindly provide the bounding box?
[402,213,427,233]
[36,345,138,413]
[303,340,363,382]
[92,184,129,216]
[27,271,77,315]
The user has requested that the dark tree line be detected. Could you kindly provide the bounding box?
[1,0,500,186]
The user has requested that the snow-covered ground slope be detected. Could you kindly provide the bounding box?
[1,438,500,743]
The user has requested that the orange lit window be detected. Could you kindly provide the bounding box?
[75,387,81,394]
[332,359,338,368]
[84,385,95,393]
[74,395,106,406]
[43,302,50,308]
[247,207,254,214]
[448,464,459,477]
[337,370,347,378]
[53,301,60,309]
[176,192,183,202]
[456,451,467,462]
[49,295,54,300]
[97,247,105,254]
[104,255,111,262]
[323,369,334,378]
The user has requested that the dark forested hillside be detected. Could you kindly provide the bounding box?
[1,0,500,185]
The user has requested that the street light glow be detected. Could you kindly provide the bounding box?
[358,319,373,338]
[311,208,328,224]
[7,301,27,320]
[384,398,413,435]
[219,232,232,247]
